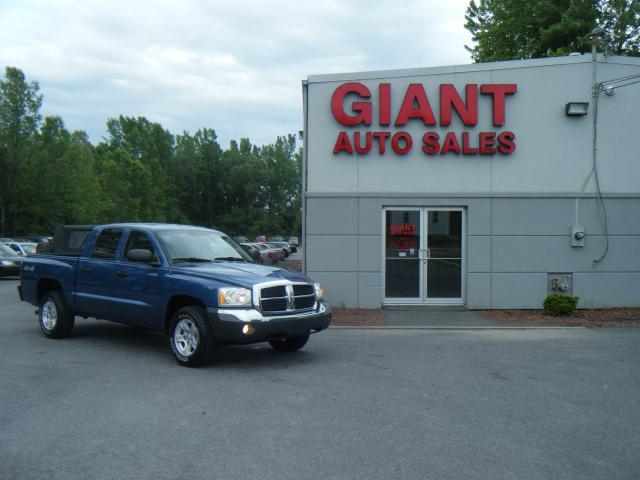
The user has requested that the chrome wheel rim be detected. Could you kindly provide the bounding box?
[173,317,199,357]
[41,300,58,331]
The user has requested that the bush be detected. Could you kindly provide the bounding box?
[543,294,579,316]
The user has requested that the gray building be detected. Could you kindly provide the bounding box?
[301,55,640,309]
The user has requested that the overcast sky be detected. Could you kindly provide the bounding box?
[0,0,472,148]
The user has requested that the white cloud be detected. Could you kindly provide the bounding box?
[0,0,473,147]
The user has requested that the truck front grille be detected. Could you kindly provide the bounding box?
[259,283,316,315]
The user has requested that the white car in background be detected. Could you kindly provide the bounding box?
[3,242,37,256]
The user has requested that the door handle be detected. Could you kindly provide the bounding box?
[79,266,91,273]
[116,270,128,278]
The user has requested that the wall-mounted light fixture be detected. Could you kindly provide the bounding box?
[565,102,589,116]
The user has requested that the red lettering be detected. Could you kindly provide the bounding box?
[331,82,372,126]
[333,131,353,154]
[354,132,372,154]
[497,131,516,154]
[479,132,496,154]
[440,132,461,155]
[391,132,413,154]
[389,224,416,235]
[461,132,478,154]
[440,84,478,126]
[373,131,391,154]
[480,84,517,126]
[379,83,391,126]
[422,132,440,155]
[395,84,436,126]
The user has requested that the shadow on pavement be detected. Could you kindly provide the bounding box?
[69,319,317,367]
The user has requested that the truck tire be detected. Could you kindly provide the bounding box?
[39,290,75,339]
[268,333,309,352]
[169,305,217,367]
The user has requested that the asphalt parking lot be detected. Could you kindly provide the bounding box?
[1,278,639,480]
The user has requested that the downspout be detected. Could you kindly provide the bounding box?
[574,36,599,227]
[301,80,309,274]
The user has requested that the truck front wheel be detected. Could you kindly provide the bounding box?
[39,290,75,338]
[169,306,217,367]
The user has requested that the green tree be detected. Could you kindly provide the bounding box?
[256,134,302,237]
[0,66,42,234]
[96,116,175,222]
[600,0,640,55]
[1,65,306,237]
[17,117,104,233]
[465,0,639,62]
[172,128,224,227]
[217,138,268,236]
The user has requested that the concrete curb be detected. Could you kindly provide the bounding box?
[329,325,587,330]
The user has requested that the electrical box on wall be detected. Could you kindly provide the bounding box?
[548,273,573,295]
[571,224,585,247]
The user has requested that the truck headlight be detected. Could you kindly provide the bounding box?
[314,282,324,299]
[218,287,252,306]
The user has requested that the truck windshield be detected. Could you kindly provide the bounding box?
[157,230,252,263]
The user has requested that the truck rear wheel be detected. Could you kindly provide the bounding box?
[268,333,309,352]
[39,290,75,338]
[169,305,217,367]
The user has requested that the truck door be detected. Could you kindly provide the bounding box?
[111,230,167,328]
[75,228,125,321]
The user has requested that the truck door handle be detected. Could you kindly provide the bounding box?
[116,270,128,278]
[79,266,91,273]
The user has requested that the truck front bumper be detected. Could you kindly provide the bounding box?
[207,301,332,345]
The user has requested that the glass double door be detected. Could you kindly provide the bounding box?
[384,208,464,304]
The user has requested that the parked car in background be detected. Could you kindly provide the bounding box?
[246,243,268,265]
[239,242,260,262]
[288,236,299,247]
[252,242,281,265]
[4,242,37,256]
[271,241,291,258]
[270,235,284,242]
[19,235,52,243]
[255,235,267,242]
[0,243,21,277]
[234,235,248,243]
[262,242,285,262]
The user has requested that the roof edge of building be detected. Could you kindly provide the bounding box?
[306,54,640,84]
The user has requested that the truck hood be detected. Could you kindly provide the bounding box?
[171,261,312,288]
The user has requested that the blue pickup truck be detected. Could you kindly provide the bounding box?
[18,223,331,366]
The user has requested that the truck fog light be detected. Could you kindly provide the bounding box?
[242,324,255,335]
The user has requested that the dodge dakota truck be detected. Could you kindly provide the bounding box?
[18,223,331,367]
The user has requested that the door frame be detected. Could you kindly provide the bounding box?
[382,206,467,305]
[382,207,424,304]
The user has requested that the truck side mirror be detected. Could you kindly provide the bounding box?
[126,248,154,263]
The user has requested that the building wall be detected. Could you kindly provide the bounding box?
[303,56,640,309]
[306,195,640,309]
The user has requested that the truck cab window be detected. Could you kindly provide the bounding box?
[91,229,122,260]
[124,231,157,263]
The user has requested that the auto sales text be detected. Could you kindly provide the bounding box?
[331,82,517,156]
